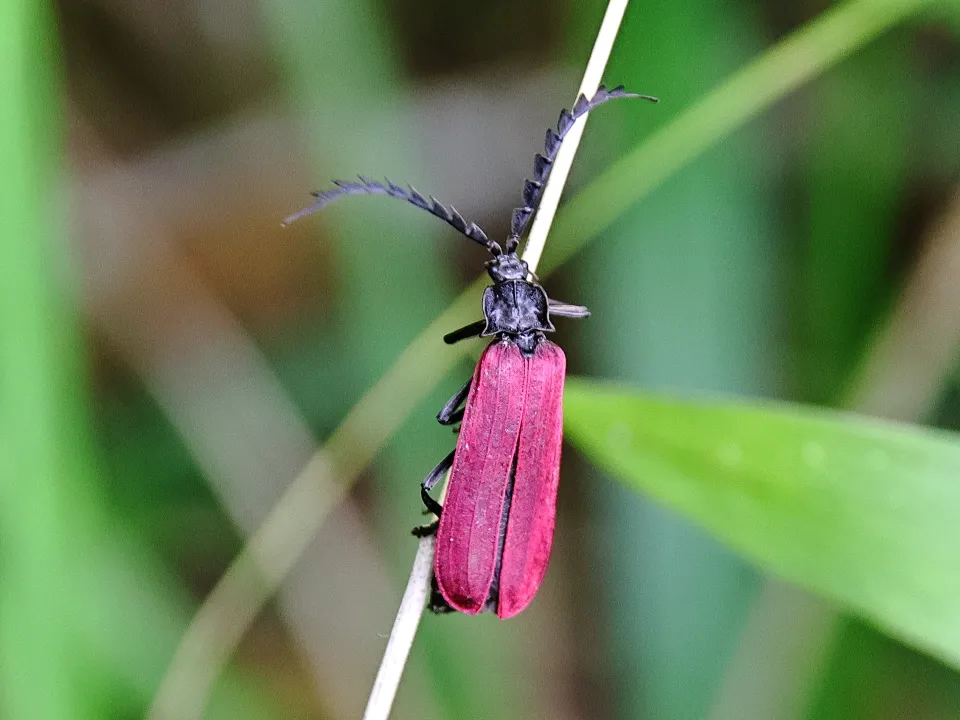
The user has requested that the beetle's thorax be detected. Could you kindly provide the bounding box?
[481,254,555,356]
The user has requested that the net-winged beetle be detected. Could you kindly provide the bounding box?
[285,85,657,618]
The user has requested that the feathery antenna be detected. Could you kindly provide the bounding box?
[506,85,658,252]
[283,176,501,255]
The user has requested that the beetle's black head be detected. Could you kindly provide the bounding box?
[486,252,529,282]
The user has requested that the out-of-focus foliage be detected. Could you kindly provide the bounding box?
[565,379,960,669]
[0,3,282,719]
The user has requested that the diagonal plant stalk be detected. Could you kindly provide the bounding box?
[362,2,634,717]
[149,0,936,717]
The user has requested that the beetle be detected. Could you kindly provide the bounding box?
[285,85,657,618]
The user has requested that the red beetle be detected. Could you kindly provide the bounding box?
[286,85,656,618]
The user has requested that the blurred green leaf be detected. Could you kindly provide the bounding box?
[0,2,83,717]
[808,618,960,720]
[800,38,913,404]
[564,378,960,670]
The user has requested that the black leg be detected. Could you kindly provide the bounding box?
[437,378,471,425]
[419,486,444,519]
[423,450,454,493]
[548,298,590,319]
[443,319,486,345]
[412,487,443,537]
[412,516,439,538]
[427,576,457,614]
[412,449,454,536]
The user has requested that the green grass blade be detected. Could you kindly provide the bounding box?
[0,3,77,717]
[564,378,960,669]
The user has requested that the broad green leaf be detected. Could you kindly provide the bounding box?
[564,378,960,670]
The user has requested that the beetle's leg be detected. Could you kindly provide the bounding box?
[547,298,591,319]
[422,449,454,493]
[411,517,439,538]
[412,449,455,536]
[437,378,471,425]
[427,576,456,614]
[419,485,444,519]
[443,320,486,345]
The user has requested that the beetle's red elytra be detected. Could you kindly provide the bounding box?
[435,340,565,618]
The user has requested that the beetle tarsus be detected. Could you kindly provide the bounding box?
[427,577,457,614]
[412,519,439,538]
